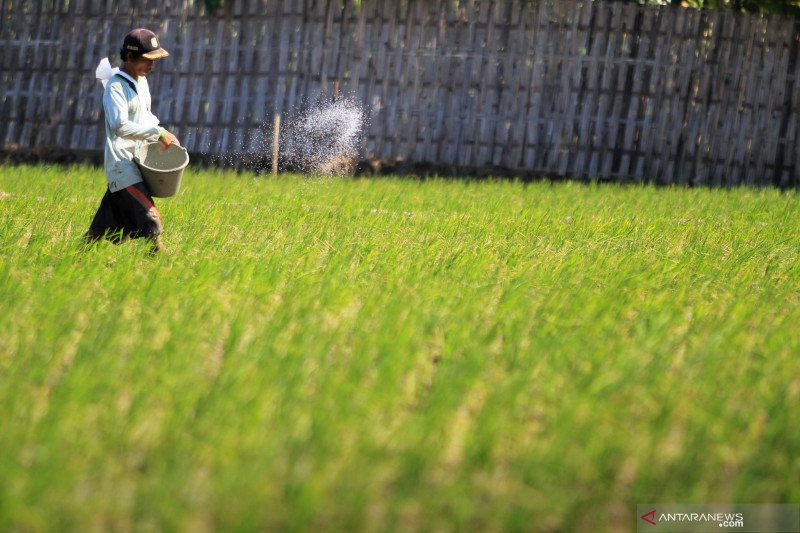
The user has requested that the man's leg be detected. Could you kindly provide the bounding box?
[83,190,119,247]
[124,184,165,254]
[80,229,103,250]
[148,234,165,254]
[83,229,103,242]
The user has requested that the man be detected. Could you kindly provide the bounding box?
[86,28,179,254]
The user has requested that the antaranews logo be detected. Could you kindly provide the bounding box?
[636,504,800,533]
[640,508,657,526]
[641,510,743,528]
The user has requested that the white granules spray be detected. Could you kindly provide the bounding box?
[279,97,367,174]
[198,95,367,174]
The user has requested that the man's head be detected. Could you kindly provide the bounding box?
[119,28,168,77]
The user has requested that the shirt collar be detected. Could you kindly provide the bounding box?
[116,70,139,87]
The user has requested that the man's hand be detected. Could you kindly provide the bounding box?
[159,128,180,149]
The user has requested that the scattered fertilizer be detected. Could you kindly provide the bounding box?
[278,96,366,174]
[200,95,367,174]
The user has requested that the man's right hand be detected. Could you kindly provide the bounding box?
[159,129,180,149]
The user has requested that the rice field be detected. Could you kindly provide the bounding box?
[1,164,799,531]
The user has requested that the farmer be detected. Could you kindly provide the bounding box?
[85,28,179,253]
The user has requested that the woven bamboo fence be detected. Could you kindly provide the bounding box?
[1,0,799,186]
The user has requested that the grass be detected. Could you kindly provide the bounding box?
[0,164,798,531]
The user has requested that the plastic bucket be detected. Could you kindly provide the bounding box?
[134,142,189,198]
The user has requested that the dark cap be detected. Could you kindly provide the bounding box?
[122,28,169,60]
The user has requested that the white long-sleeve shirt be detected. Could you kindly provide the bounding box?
[102,71,162,192]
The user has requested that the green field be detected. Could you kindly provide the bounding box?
[1,165,798,531]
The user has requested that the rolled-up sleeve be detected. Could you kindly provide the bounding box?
[104,82,161,141]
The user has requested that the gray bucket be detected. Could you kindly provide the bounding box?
[134,142,189,198]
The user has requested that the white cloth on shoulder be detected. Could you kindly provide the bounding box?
[95,57,119,89]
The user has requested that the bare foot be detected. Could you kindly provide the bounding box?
[148,235,165,254]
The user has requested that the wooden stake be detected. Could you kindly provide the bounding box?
[272,112,281,176]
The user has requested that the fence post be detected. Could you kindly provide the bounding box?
[272,112,281,176]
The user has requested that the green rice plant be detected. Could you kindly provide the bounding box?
[0,164,798,531]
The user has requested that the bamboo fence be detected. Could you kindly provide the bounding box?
[1,0,798,186]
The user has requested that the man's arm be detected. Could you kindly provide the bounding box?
[104,82,161,141]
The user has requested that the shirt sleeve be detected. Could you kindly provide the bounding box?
[103,81,161,141]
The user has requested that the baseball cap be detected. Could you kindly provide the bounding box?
[122,28,169,60]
